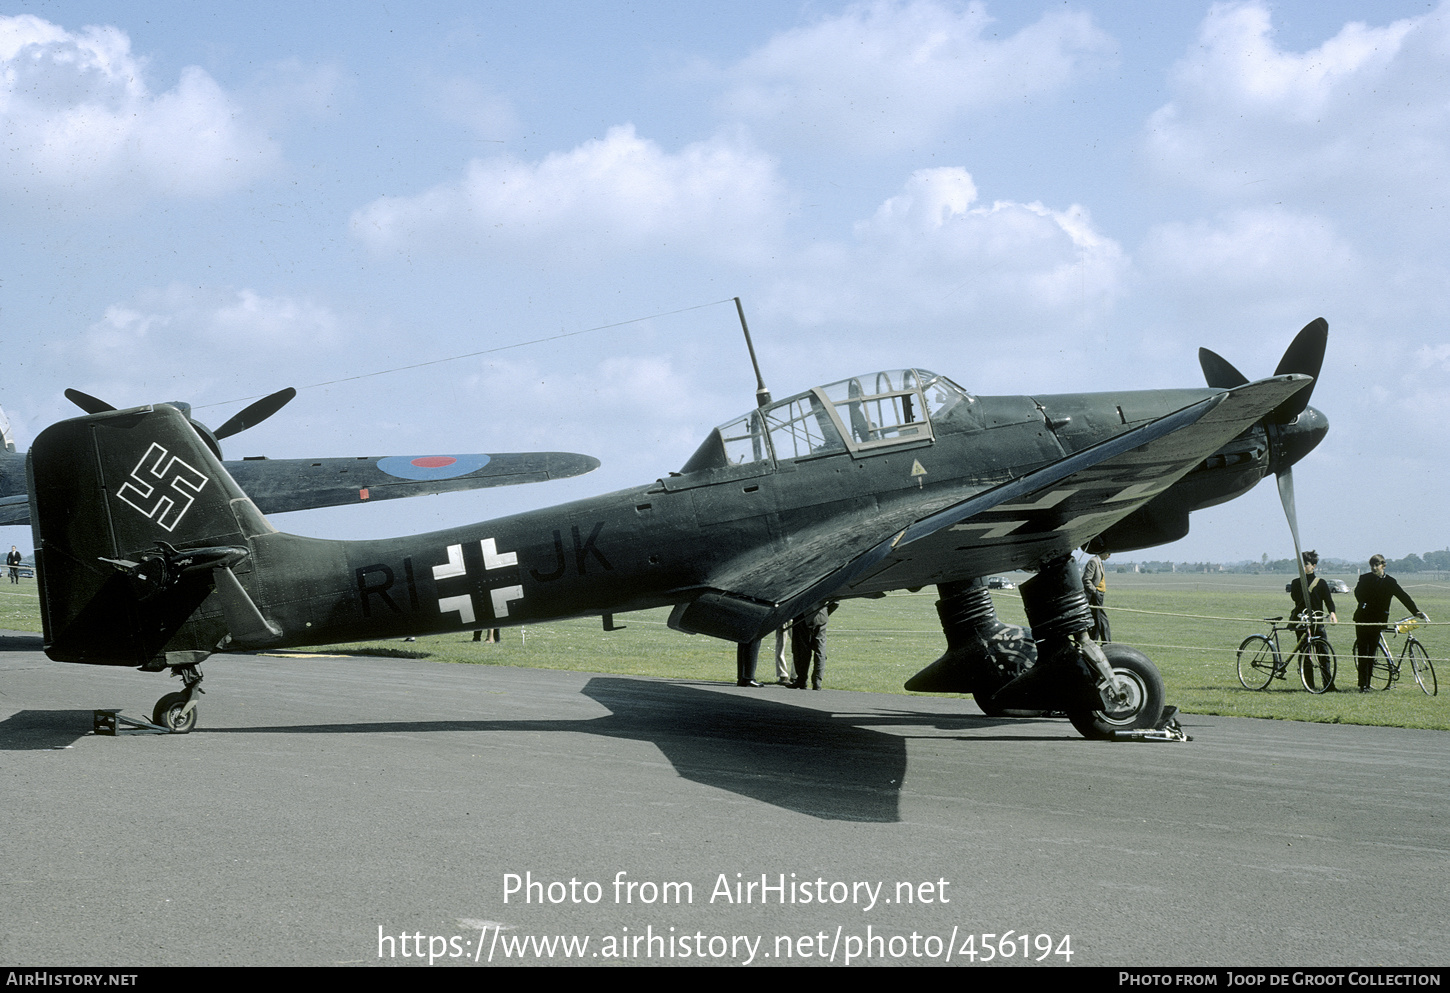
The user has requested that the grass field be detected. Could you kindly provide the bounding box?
[4,572,1446,730]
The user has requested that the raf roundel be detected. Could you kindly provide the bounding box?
[376,453,492,481]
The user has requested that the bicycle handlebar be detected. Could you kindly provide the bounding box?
[1394,614,1430,634]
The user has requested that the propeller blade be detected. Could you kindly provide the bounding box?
[1276,467,1312,616]
[213,387,297,440]
[64,389,116,415]
[1198,348,1250,389]
[1269,318,1328,422]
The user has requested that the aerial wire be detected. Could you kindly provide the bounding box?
[194,297,739,411]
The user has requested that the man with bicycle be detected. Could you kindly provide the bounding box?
[1353,554,1427,693]
[1289,550,1337,690]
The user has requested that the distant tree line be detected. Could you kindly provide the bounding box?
[1116,549,1450,574]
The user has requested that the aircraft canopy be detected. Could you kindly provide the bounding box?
[681,369,971,472]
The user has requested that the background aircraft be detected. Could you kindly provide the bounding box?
[24,324,1328,741]
[0,387,599,527]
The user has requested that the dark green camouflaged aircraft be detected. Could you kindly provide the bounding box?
[24,321,1330,740]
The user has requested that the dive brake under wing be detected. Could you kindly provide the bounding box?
[676,375,1310,640]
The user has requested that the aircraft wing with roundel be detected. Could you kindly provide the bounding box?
[0,436,599,527]
[223,451,602,516]
[687,375,1310,637]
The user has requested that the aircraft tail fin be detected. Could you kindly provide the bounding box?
[28,404,278,668]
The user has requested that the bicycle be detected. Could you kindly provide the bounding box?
[1363,615,1436,695]
[1237,612,1337,694]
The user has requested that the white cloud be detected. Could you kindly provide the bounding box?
[0,15,277,202]
[452,355,715,474]
[350,124,787,263]
[719,1,1113,152]
[1141,209,1358,323]
[1145,2,1450,202]
[770,167,1128,328]
[61,286,344,402]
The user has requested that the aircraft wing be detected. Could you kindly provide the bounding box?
[0,451,600,526]
[226,451,601,516]
[698,376,1309,636]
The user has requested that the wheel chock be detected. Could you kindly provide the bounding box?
[1108,705,1193,742]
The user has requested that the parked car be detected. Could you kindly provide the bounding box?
[1283,578,1350,594]
[987,576,1015,590]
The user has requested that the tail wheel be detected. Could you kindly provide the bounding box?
[153,692,197,734]
[1367,644,1394,691]
[1407,642,1437,696]
[1236,635,1278,691]
[1068,644,1165,740]
[1300,640,1336,694]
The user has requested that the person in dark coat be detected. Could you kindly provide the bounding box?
[1288,550,1337,690]
[790,601,838,690]
[1353,554,1427,692]
[736,638,763,687]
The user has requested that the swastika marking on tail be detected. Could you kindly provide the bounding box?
[115,443,210,532]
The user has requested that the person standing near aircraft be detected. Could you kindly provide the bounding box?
[773,625,792,686]
[1081,548,1111,642]
[6,545,20,583]
[1289,551,1337,691]
[735,639,763,687]
[1353,554,1427,692]
[790,602,837,690]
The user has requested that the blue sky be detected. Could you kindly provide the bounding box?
[2,1,1445,565]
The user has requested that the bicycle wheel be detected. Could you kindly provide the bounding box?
[1367,641,1394,692]
[1301,639,1336,694]
[1406,640,1437,696]
[1237,635,1278,690]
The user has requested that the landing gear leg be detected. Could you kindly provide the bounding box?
[990,555,1170,739]
[152,665,204,733]
[902,578,1037,712]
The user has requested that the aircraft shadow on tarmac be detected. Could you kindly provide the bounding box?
[0,710,99,750]
[0,677,1071,821]
[0,631,44,652]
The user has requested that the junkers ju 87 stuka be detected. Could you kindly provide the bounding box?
[25,319,1330,739]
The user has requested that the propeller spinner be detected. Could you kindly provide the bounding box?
[1200,319,1330,605]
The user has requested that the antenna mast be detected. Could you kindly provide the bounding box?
[734,297,771,408]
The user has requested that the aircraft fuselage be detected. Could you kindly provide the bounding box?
[184,387,1235,650]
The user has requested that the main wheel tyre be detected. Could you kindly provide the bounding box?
[1367,644,1394,691]
[152,692,197,734]
[1407,641,1437,696]
[1300,640,1336,694]
[1237,635,1278,691]
[1067,644,1165,740]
